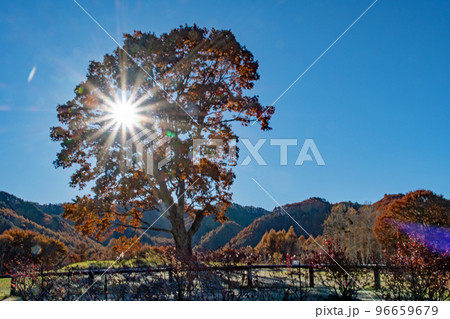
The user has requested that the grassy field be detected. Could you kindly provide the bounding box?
[0,277,11,300]
[61,255,162,271]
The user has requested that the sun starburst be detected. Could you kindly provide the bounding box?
[111,99,138,127]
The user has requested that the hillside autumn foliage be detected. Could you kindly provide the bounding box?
[0,229,67,273]
[374,190,450,252]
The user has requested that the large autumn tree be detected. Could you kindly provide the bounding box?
[51,26,274,259]
[374,190,450,252]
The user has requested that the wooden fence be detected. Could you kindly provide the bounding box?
[0,263,384,299]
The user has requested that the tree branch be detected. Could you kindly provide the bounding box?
[112,222,172,234]
[187,210,206,238]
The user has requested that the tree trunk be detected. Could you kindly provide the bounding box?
[167,197,205,262]
[174,236,193,261]
[170,212,194,261]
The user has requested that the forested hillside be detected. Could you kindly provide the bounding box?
[0,191,101,250]
[0,191,270,251]
[227,198,332,248]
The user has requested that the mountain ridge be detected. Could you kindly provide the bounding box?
[1,190,396,251]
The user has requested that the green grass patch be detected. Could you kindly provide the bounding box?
[0,278,11,300]
[61,253,163,271]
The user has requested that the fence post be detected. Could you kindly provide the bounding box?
[168,265,173,283]
[88,266,94,285]
[66,272,71,300]
[309,267,314,288]
[10,275,16,296]
[247,263,253,287]
[374,267,381,290]
[104,274,108,301]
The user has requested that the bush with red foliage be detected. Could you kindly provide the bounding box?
[382,234,449,301]
[310,238,370,300]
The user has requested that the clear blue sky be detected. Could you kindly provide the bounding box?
[0,0,449,210]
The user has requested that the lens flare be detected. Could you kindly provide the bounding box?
[392,220,450,254]
[28,66,37,82]
[31,245,42,255]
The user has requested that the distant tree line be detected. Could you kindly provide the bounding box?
[253,190,449,300]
